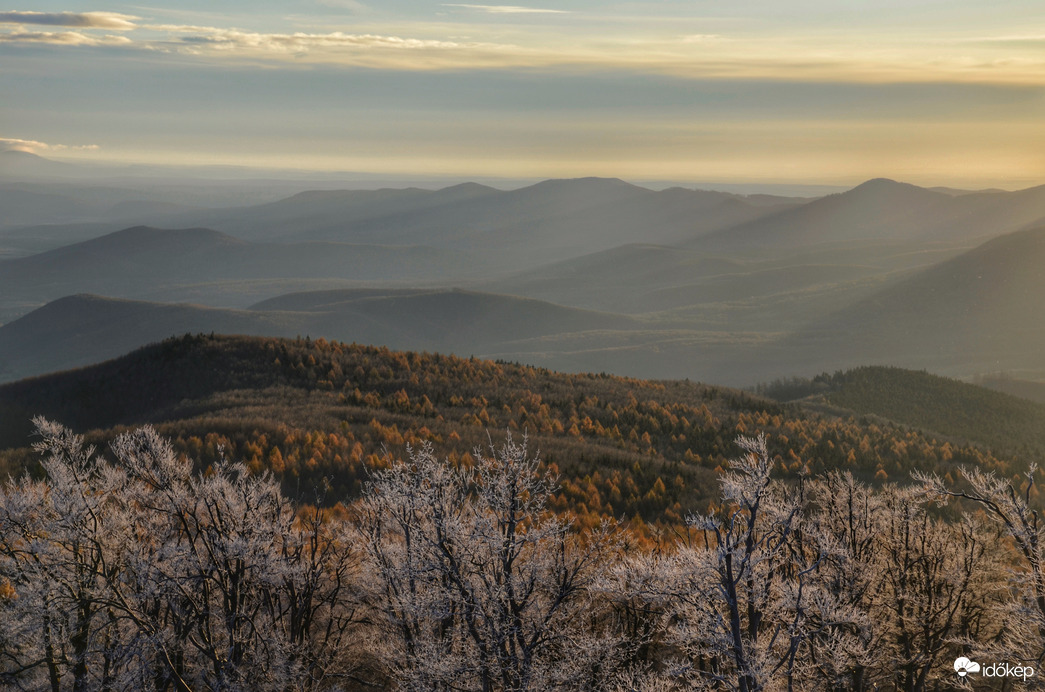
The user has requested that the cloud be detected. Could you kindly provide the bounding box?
[4,12,1042,87]
[0,11,138,30]
[171,28,471,52]
[970,34,1045,47]
[0,137,99,153]
[133,21,1042,83]
[141,25,529,68]
[145,24,232,33]
[0,137,48,153]
[0,30,132,46]
[442,4,570,14]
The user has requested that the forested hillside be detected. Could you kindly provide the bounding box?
[0,335,1033,530]
[761,365,1045,458]
[819,366,1045,454]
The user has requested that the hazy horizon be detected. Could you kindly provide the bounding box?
[3,2,1045,189]
[3,149,1040,197]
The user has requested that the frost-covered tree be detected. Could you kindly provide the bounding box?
[919,464,1045,669]
[799,471,880,690]
[615,438,1010,692]
[870,486,998,691]
[358,434,622,691]
[655,434,852,691]
[0,419,1032,691]
[0,418,136,691]
[0,419,368,692]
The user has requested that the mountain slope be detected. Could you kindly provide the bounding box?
[485,241,931,316]
[0,289,646,382]
[697,178,1045,250]
[769,225,1045,377]
[809,366,1045,456]
[252,287,643,350]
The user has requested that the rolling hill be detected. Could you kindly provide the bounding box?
[767,225,1045,378]
[250,287,644,353]
[0,225,481,320]
[0,295,311,382]
[0,334,1031,526]
[973,375,1045,405]
[0,289,648,383]
[0,334,743,520]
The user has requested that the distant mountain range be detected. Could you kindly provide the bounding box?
[4,174,1045,387]
[2,176,802,266]
[0,210,1040,385]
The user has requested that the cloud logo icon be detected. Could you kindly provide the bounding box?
[954,657,981,677]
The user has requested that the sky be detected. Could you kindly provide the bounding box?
[3,1,1045,188]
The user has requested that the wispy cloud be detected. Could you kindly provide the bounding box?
[967,33,1045,46]
[442,4,570,14]
[140,25,529,68]
[3,12,1044,86]
[0,11,138,30]
[0,137,99,153]
[163,27,477,52]
[0,30,132,46]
